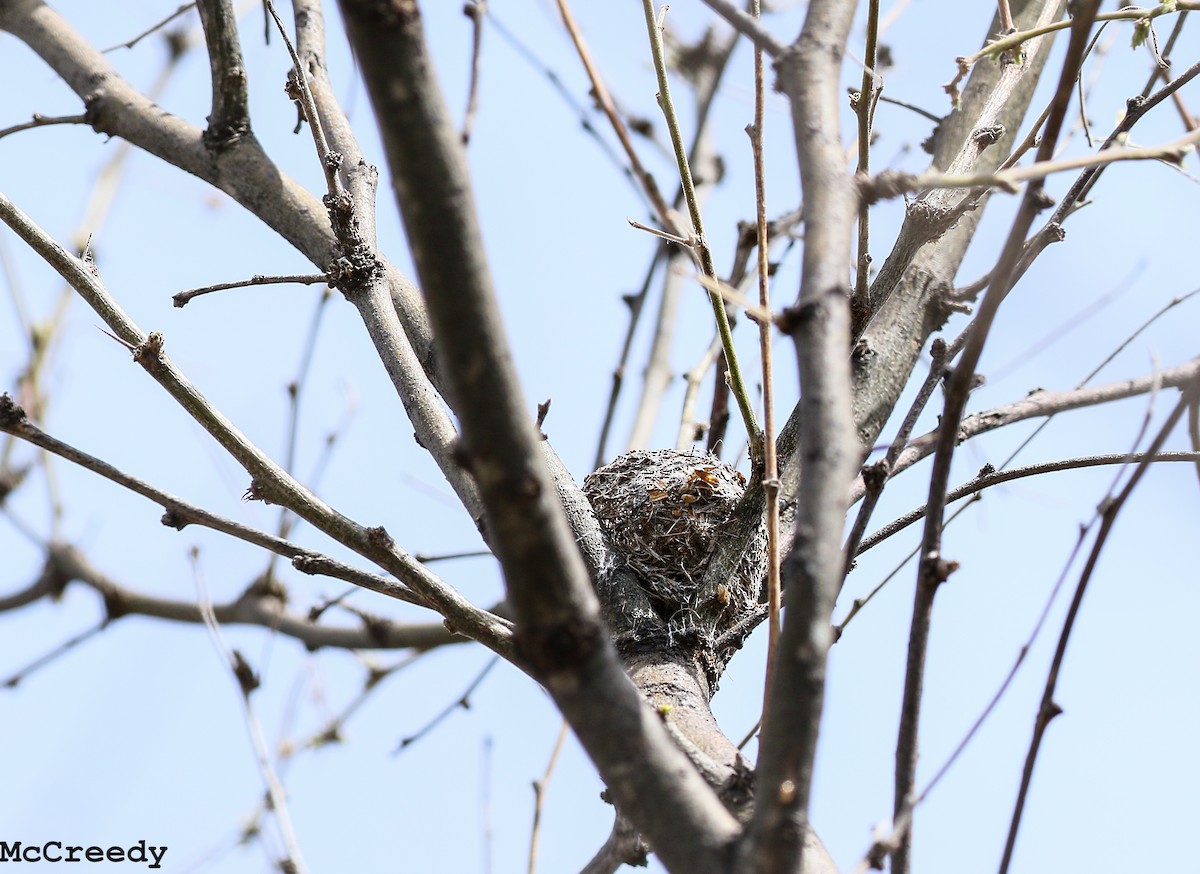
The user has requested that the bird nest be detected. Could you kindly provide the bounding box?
[583,449,764,617]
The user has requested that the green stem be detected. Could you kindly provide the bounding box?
[640,0,761,455]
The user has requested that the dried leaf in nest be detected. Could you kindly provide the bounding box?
[583,449,763,621]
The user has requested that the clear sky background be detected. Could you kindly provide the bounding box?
[2,2,1198,873]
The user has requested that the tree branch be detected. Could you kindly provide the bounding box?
[11,542,465,652]
[0,0,435,368]
[0,392,427,606]
[854,355,1200,500]
[850,0,1066,455]
[0,192,512,657]
[998,377,1200,873]
[336,4,739,870]
[745,1,860,871]
[195,0,251,147]
[857,451,1200,555]
[893,6,1101,872]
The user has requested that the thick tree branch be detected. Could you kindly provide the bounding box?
[195,0,251,146]
[744,1,860,872]
[0,0,434,370]
[850,0,1065,454]
[336,4,739,870]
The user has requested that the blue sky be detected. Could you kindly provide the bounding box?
[2,2,1199,872]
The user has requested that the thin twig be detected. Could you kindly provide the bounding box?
[395,656,501,751]
[557,0,674,228]
[864,126,1200,201]
[0,392,424,606]
[640,0,760,455]
[855,354,1200,499]
[0,113,89,140]
[699,0,787,57]
[2,622,106,688]
[857,451,1200,555]
[893,9,1102,872]
[852,0,882,335]
[628,219,694,246]
[746,0,782,729]
[835,499,977,642]
[173,272,330,307]
[528,719,570,874]
[944,2,1200,104]
[842,334,961,576]
[685,270,774,323]
[594,246,665,468]
[676,335,723,449]
[0,193,511,655]
[484,11,634,190]
[263,0,341,197]
[998,377,1200,873]
[461,1,486,145]
[194,556,310,874]
[875,94,942,124]
[102,3,196,52]
[415,549,493,563]
[264,285,336,583]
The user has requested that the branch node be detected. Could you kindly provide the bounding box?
[160,509,189,530]
[132,331,165,366]
[971,123,1006,147]
[366,525,395,550]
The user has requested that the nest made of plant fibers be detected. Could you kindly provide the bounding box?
[583,449,763,610]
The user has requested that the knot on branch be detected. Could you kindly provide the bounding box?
[0,393,27,428]
[132,331,165,367]
[971,123,1006,147]
[323,193,381,295]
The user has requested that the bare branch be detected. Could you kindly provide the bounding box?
[0,392,425,607]
[6,542,467,652]
[0,112,88,140]
[999,376,1200,872]
[858,451,1200,555]
[0,193,512,656]
[850,0,1066,457]
[193,559,309,874]
[862,127,1200,200]
[102,3,196,53]
[746,0,861,870]
[336,4,740,869]
[699,0,787,57]
[0,0,434,365]
[195,0,251,146]
[558,0,673,228]
[894,7,1102,871]
[461,0,486,145]
[860,355,1200,497]
[641,0,760,453]
[527,718,569,874]
[173,272,330,307]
